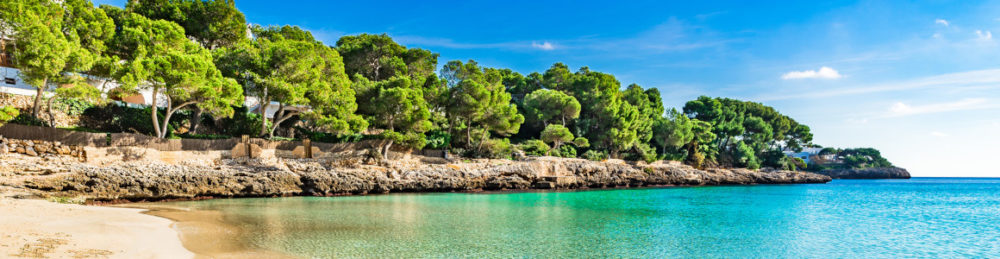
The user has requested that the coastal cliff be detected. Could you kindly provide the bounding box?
[816,167,911,179]
[1,153,831,201]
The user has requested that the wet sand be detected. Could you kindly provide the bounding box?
[129,204,295,259]
[0,198,194,258]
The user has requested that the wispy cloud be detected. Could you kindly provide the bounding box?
[976,30,993,40]
[929,131,950,137]
[887,98,994,117]
[531,41,555,50]
[781,66,842,80]
[393,36,545,51]
[935,19,950,26]
[763,69,1000,101]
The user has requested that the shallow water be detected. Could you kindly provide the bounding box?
[159,178,1000,258]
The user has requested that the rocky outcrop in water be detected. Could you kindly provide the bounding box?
[816,167,911,179]
[3,155,831,201]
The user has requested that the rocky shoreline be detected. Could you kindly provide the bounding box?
[817,167,911,179]
[1,151,832,202]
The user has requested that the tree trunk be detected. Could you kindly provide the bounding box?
[381,139,394,160]
[46,96,56,128]
[269,104,285,139]
[268,109,298,139]
[31,78,46,118]
[190,106,203,134]
[159,100,197,139]
[258,86,269,136]
[465,119,472,147]
[151,87,162,138]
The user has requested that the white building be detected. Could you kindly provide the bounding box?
[783,147,823,164]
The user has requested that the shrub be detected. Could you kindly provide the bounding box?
[518,139,550,156]
[424,130,451,149]
[582,150,607,161]
[623,143,657,163]
[11,113,49,127]
[212,106,268,137]
[80,104,158,135]
[552,144,577,158]
[467,138,513,159]
[55,98,94,116]
[0,106,19,124]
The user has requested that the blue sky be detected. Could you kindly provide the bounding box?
[95,0,1000,177]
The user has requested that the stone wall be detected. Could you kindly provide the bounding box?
[0,136,86,160]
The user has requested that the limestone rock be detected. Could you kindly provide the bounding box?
[13,154,831,201]
[817,167,911,179]
[24,147,37,156]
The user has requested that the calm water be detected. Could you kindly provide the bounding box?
[161,178,1000,258]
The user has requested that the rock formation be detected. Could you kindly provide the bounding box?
[816,167,911,179]
[1,153,831,202]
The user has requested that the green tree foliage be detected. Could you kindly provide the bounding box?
[838,148,893,169]
[215,25,363,138]
[369,80,433,158]
[2,0,112,118]
[542,64,645,158]
[522,89,580,126]
[540,124,573,155]
[442,60,524,155]
[110,12,242,138]
[336,33,438,84]
[683,96,812,168]
[335,34,440,155]
[127,0,248,133]
[125,0,246,49]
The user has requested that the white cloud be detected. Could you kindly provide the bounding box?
[887,98,994,117]
[976,30,993,40]
[935,19,949,26]
[763,69,1000,101]
[531,41,555,50]
[781,66,843,80]
[930,131,950,137]
[932,33,942,39]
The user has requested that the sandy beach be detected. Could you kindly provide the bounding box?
[0,198,193,259]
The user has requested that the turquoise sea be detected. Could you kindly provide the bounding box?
[161,178,1000,258]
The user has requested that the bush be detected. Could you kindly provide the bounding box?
[518,139,550,156]
[55,98,94,116]
[0,106,19,124]
[11,113,49,127]
[467,138,513,159]
[212,106,267,137]
[424,130,451,149]
[80,103,158,135]
[623,143,657,163]
[552,144,577,158]
[583,150,607,161]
